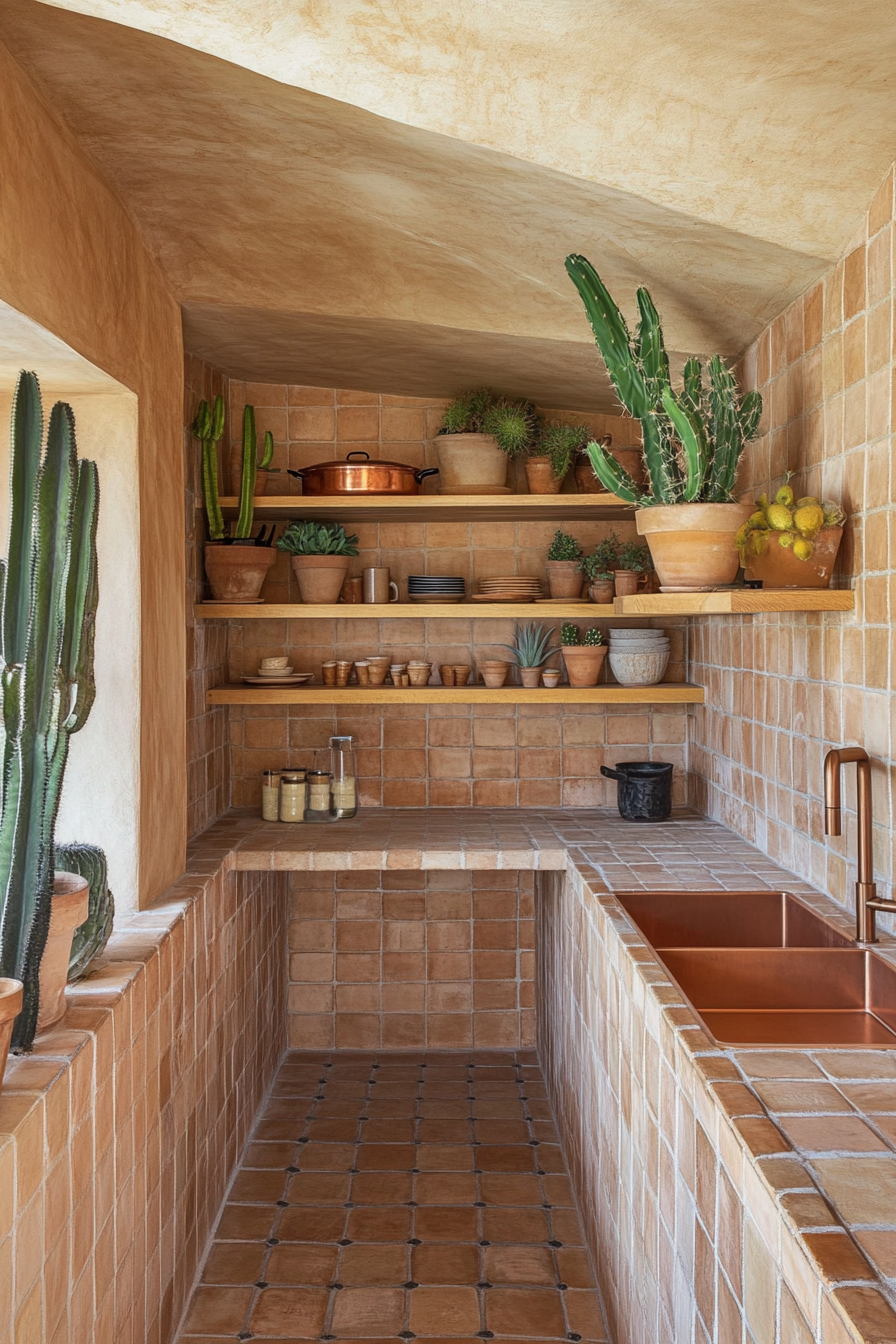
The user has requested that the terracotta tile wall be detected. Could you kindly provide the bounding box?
[691,163,896,916]
[288,869,536,1051]
[0,853,286,1344]
[185,355,231,838]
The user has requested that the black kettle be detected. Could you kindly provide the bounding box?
[600,761,673,822]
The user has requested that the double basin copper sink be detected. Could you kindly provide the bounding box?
[615,890,896,1048]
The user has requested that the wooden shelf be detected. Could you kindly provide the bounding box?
[215,493,633,522]
[207,684,704,707]
[614,590,854,615]
[196,602,612,620]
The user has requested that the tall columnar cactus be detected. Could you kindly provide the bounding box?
[564,255,762,505]
[0,371,99,1049]
[191,395,226,541]
[56,842,114,981]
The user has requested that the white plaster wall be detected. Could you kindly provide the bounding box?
[0,304,141,911]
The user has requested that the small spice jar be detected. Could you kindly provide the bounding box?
[279,769,307,823]
[261,769,282,822]
[305,770,332,822]
[329,735,358,819]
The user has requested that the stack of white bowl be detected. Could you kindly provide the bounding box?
[608,628,670,686]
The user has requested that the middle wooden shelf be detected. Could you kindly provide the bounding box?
[208,684,704,706]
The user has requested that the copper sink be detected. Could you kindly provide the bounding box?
[614,891,896,1047]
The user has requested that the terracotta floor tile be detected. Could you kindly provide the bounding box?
[482,1207,550,1244]
[801,1232,877,1283]
[525,1101,554,1120]
[418,1100,472,1119]
[425,1083,473,1098]
[413,1244,481,1284]
[330,1286,405,1337]
[307,1119,361,1142]
[839,1084,896,1113]
[182,1286,253,1335]
[287,1173,351,1205]
[351,1172,414,1203]
[486,1287,566,1337]
[548,1210,584,1245]
[855,1230,896,1277]
[418,1120,474,1144]
[811,1157,896,1224]
[542,1174,575,1207]
[753,1081,855,1114]
[249,1286,329,1337]
[473,1120,531,1144]
[536,1146,567,1175]
[298,1142,357,1171]
[531,1121,560,1144]
[340,1242,409,1285]
[555,1247,595,1289]
[484,1245,556,1286]
[215,1204,278,1240]
[267,1244,339,1285]
[564,1288,607,1339]
[314,1100,369,1118]
[415,1145,475,1172]
[479,1174,543,1206]
[365,1099,420,1118]
[781,1116,889,1154]
[472,1101,527,1120]
[355,1144,416,1171]
[346,1206,413,1241]
[871,1117,896,1145]
[413,1205,480,1242]
[408,1285,481,1335]
[264,1099,315,1122]
[476,1145,537,1173]
[230,1170,289,1203]
[415,1173,478,1204]
[245,1142,302,1168]
[361,1120,417,1144]
[200,1242,267,1284]
[474,1067,520,1080]
[278,1207,346,1241]
[255,1118,307,1142]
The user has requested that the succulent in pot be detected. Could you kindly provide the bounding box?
[525,422,588,495]
[194,399,276,602]
[494,622,556,688]
[566,257,762,591]
[434,387,536,492]
[737,481,845,588]
[277,520,360,604]
[559,623,607,687]
[579,534,620,602]
[545,529,585,598]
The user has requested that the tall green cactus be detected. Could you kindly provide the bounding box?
[0,371,99,1049]
[191,395,226,541]
[565,255,761,505]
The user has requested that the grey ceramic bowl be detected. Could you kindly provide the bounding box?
[608,647,670,686]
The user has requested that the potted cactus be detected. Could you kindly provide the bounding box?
[495,622,556,688]
[0,371,104,1052]
[435,387,535,492]
[566,257,762,590]
[194,399,276,602]
[545,529,585,598]
[560,624,607,687]
[277,520,360,604]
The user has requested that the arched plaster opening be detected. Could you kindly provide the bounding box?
[0,299,141,913]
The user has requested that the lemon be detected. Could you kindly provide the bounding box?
[793,538,814,561]
[777,531,795,548]
[793,504,824,538]
[748,510,767,528]
[796,496,820,509]
[766,503,794,531]
[775,485,795,507]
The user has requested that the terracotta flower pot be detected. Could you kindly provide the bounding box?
[36,873,90,1033]
[561,644,608,687]
[589,579,615,604]
[434,434,507,490]
[290,554,352,604]
[205,543,277,602]
[744,526,843,589]
[478,660,510,688]
[525,457,563,495]
[636,502,753,591]
[545,560,585,599]
[0,979,23,1094]
[519,667,542,688]
[613,569,640,597]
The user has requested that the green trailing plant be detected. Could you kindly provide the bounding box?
[617,541,653,573]
[0,371,100,1050]
[276,521,360,557]
[547,529,583,562]
[191,395,226,541]
[579,533,620,581]
[560,622,603,647]
[496,622,555,669]
[439,387,536,458]
[533,422,589,480]
[56,843,114,981]
[190,400,274,547]
[564,256,762,506]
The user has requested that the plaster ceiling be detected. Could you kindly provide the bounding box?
[2,1,894,409]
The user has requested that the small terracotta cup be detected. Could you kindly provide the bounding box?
[369,655,390,672]
[479,659,510,689]
[401,673,410,687]
[355,660,370,685]
[335,659,354,687]
[453,664,471,686]
[368,662,388,686]
[390,663,408,686]
[542,669,561,688]
[440,664,456,686]
[408,662,432,687]
[322,660,337,686]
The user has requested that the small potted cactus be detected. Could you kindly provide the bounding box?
[545,529,585,598]
[434,387,535,491]
[495,622,557,688]
[737,482,845,588]
[194,399,276,602]
[560,624,607,687]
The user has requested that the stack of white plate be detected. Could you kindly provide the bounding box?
[474,576,543,602]
[407,575,466,603]
[608,628,670,686]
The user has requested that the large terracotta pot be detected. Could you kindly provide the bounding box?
[525,457,563,494]
[205,543,277,602]
[562,644,608,687]
[0,979,23,1093]
[744,527,843,589]
[636,502,753,591]
[37,873,90,1032]
[434,434,507,490]
[291,554,352,604]
[545,560,584,599]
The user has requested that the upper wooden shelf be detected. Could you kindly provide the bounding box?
[215,493,634,522]
[207,684,704,707]
[614,590,854,615]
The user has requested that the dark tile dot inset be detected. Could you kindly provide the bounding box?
[255,1280,268,1289]
[537,1170,546,1176]
[474,1201,486,1208]
[558,1282,568,1290]
[276,1200,288,1208]
[286,1165,300,1173]
[399,1332,416,1340]
[479,1239,490,1246]
[405,1280,419,1289]
[298,1137,309,1143]
[411,1168,420,1174]
[568,1334,581,1341]
[476,1332,494,1339]
[238,1334,252,1341]
[408,1238,421,1246]
[331,1282,344,1290]
[266,1238,279,1247]
[349,1168,360,1174]
[477,1281,492,1289]
[549,1239,562,1248]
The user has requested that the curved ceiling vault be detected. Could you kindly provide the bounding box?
[3,0,894,409]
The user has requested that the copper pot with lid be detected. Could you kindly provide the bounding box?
[288,451,439,496]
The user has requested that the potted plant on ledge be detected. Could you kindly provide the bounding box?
[565,257,762,591]
[525,422,588,494]
[496,622,556,687]
[194,398,276,601]
[434,387,535,492]
[579,533,620,603]
[545,529,585,598]
[737,481,845,588]
[614,541,654,597]
[277,520,360,603]
[560,624,607,687]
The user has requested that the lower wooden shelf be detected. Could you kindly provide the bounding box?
[207,683,704,706]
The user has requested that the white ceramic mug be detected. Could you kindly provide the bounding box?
[363,567,399,604]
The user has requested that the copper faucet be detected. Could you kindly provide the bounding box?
[824,747,896,943]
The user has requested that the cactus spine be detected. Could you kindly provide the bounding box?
[564,255,762,505]
[191,395,225,541]
[0,371,99,1049]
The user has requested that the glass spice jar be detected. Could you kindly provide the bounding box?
[305,770,332,822]
[279,769,307,823]
[261,769,282,822]
[329,735,358,819]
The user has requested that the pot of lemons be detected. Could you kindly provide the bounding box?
[737,484,845,588]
